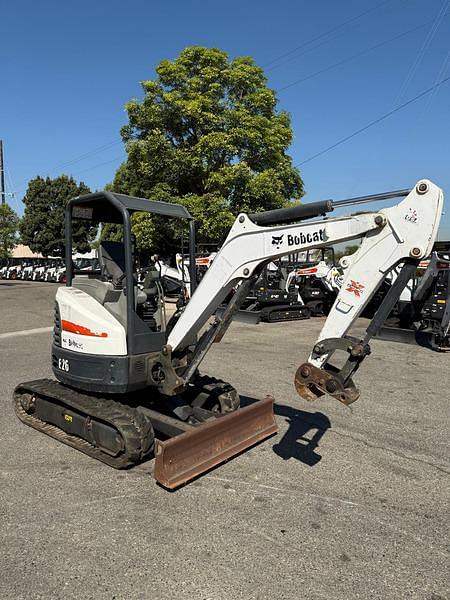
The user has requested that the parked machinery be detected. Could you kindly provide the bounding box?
[32,260,47,281]
[376,241,450,351]
[243,257,311,322]
[0,259,8,279]
[0,258,10,278]
[287,247,342,316]
[241,247,341,322]
[0,258,30,280]
[5,258,21,279]
[0,254,98,283]
[139,251,217,300]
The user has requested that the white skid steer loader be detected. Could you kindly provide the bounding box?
[14,180,443,488]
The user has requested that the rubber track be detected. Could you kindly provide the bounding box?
[13,379,154,469]
[262,306,310,323]
[192,374,240,413]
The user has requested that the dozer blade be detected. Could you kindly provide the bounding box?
[153,396,278,489]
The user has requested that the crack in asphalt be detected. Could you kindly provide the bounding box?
[329,429,450,475]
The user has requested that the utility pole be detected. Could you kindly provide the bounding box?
[0,140,5,205]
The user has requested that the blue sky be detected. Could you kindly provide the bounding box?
[2,0,449,237]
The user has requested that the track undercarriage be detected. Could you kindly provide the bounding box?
[14,375,277,489]
[260,303,310,322]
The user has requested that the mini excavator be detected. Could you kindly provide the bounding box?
[14,180,443,488]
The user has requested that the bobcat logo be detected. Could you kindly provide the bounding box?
[271,234,284,249]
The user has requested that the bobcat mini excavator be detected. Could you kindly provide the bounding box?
[14,180,443,488]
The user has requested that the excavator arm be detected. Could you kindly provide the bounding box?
[166,179,443,403]
[296,180,443,404]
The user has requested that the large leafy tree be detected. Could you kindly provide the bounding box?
[111,46,303,252]
[0,203,20,259]
[21,175,95,256]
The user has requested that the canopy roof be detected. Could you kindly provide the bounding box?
[68,191,192,224]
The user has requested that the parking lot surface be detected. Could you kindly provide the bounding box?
[0,280,448,600]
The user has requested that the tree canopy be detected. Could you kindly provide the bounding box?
[110,46,303,253]
[0,203,20,259]
[20,175,95,256]
[334,244,360,262]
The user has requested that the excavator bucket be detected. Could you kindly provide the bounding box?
[153,396,278,489]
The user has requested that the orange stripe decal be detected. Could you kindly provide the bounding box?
[296,267,318,275]
[62,320,108,338]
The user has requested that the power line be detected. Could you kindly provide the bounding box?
[424,49,450,112]
[394,0,449,104]
[266,29,354,75]
[15,138,122,188]
[297,75,450,166]
[9,0,420,192]
[71,155,126,176]
[5,167,21,213]
[278,21,428,93]
[15,155,126,198]
[46,139,121,173]
[264,0,396,71]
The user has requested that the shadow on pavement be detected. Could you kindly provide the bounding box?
[241,395,330,467]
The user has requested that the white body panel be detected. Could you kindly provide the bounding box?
[55,266,66,281]
[9,265,22,278]
[44,268,55,281]
[56,287,127,356]
[160,260,185,282]
[33,266,46,280]
[286,261,343,295]
[22,266,34,279]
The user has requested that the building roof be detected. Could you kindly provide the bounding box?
[11,245,42,258]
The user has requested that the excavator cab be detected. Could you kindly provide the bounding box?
[68,193,195,332]
[53,192,197,394]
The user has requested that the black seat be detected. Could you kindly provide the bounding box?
[99,241,126,285]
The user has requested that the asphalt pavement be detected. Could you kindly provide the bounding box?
[0,280,448,600]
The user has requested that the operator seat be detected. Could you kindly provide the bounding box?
[99,241,126,286]
[72,241,145,328]
[98,240,147,306]
[72,240,126,307]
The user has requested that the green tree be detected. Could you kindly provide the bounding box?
[335,244,360,262]
[110,46,304,252]
[0,203,20,259]
[20,175,95,257]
